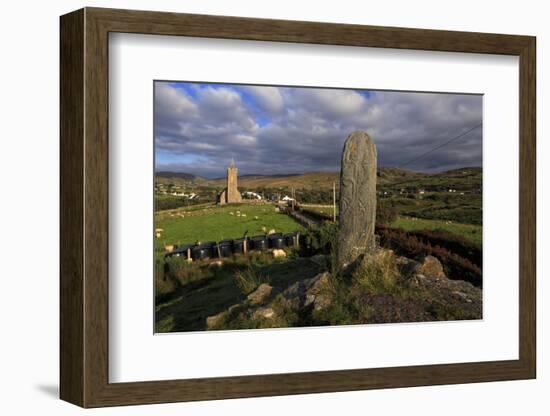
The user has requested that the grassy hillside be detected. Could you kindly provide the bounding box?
[156,167,481,192]
[155,166,482,225]
[390,216,482,246]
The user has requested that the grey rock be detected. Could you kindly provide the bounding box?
[283,272,332,310]
[396,255,446,280]
[417,255,446,280]
[337,131,377,268]
[206,304,240,329]
[408,273,482,317]
[252,306,276,320]
[247,283,273,305]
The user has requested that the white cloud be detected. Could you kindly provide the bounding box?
[155,82,482,176]
[155,83,198,120]
[244,86,284,113]
[285,88,368,118]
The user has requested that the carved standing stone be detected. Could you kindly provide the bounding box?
[337,131,377,268]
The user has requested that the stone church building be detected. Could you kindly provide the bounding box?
[217,159,242,204]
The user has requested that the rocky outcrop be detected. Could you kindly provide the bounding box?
[282,272,332,311]
[251,306,276,320]
[416,255,446,280]
[206,253,481,330]
[405,255,482,319]
[247,283,273,305]
[206,304,240,329]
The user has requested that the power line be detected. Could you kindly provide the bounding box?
[399,123,482,169]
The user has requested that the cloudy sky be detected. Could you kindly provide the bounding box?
[154,81,482,178]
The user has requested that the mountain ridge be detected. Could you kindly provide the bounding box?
[155,166,482,191]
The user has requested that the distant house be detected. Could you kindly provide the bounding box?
[418,189,425,195]
[243,191,262,200]
[282,195,295,202]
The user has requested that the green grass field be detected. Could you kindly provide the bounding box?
[155,204,306,250]
[389,216,482,246]
[297,205,482,246]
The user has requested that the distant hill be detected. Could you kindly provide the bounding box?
[226,171,339,190]
[154,167,481,193]
[378,167,482,192]
[156,171,199,180]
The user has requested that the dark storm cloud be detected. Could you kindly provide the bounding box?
[154,82,482,178]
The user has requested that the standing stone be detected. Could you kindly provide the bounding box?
[337,131,377,268]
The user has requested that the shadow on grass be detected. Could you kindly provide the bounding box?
[155,256,322,333]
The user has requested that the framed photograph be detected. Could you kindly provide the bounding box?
[60,7,536,407]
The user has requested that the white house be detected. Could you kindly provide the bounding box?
[243,191,262,200]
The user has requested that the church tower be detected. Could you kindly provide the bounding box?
[217,159,242,204]
[226,159,242,203]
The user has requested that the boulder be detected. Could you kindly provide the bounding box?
[408,272,482,318]
[417,255,446,280]
[395,254,420,276]
[206,304,240,329]
[282,272,332,311]
[247,283,273,305]
[396,255,446,280]
[252,307,276,320]
[305,272,332,311]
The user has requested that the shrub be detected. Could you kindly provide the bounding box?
[404,228,481,267]
[164,256,208,286]
[233,263,270,295]
[376,225,482,287]
[301,221,337,253]
[353,250,402,295]
[301,221,339,274]
[155,258,177,303]
[376,199,398,225]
